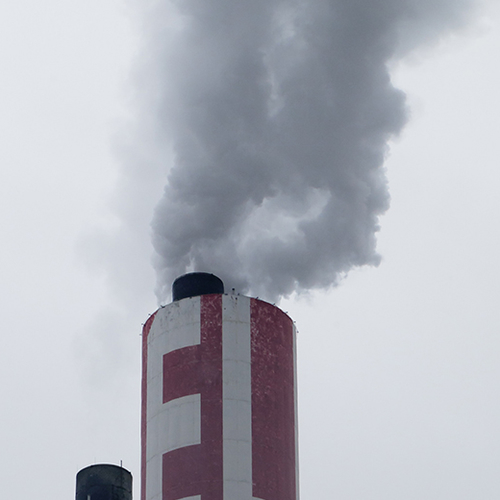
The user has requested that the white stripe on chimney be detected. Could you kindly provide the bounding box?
[146,298,202,500]
[222,294,253,500]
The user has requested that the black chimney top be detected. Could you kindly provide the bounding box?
[76,464,132,500]
[172,272,224,301]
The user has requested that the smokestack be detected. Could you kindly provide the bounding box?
[76,464,132,500]
[141,272,298,500]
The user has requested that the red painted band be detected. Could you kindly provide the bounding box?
[161,295,224,500]
[162,445,202,499]
[163,345,202,403]
[251,299,296,500]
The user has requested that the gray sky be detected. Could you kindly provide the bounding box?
[0,1,499,499]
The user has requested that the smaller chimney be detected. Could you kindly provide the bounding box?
[76,464,132,500]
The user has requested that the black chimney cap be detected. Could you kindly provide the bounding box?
[172,272,224,301]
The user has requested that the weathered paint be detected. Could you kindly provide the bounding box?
[251,299,297,500]
[141,294,298,500]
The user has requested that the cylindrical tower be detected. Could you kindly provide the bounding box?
[76,464,132,500]
[141,273,299,500]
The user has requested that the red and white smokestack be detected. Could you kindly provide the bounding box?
[141,273,299,500]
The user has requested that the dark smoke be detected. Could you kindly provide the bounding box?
[133,0,474,302]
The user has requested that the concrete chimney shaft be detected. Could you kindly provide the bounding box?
[141,273,299,500]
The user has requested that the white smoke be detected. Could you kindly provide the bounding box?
[131,0,474,302]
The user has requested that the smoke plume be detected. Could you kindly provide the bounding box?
[133,0,473,302]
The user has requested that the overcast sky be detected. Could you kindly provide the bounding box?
[1,1,499,499]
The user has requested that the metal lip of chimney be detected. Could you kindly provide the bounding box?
[172,272,224,302]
